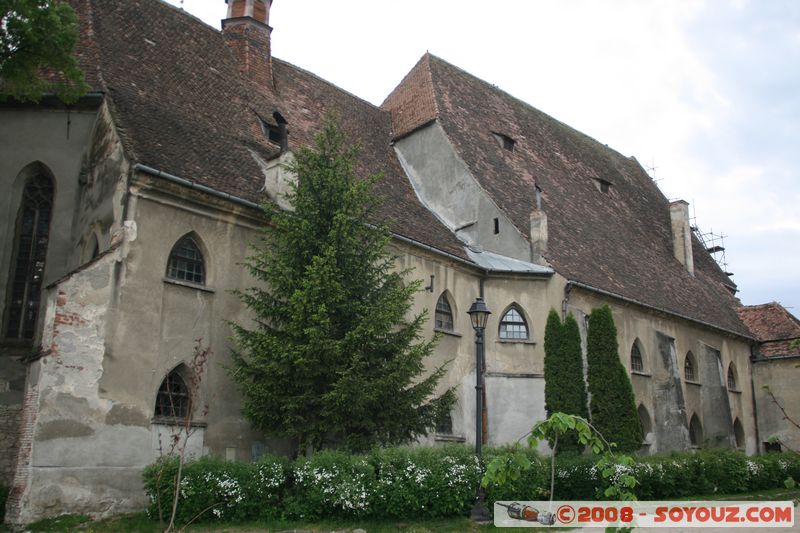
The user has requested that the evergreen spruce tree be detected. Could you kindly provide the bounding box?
[543,310,588,453]
[586,305,642,453]
[229,117,455,455]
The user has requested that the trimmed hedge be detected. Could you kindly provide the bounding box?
[143,447,800,525]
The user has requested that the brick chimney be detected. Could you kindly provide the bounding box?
[222,0,274,90]
[669,200,694,276]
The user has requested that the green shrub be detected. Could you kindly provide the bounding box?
[370,445,481,518]
[586,305,642,452]
[543,311,589,453]
[141,446,800,525]
[283,450,375,520]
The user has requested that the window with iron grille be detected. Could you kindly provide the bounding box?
[166,235,205,284]
[4,175,54,340]
[727,365,737,390]
[435,293,454,331]
[631,342,644,373]
[685,352,696,382]
[155,370,190,419]
[499,306,528,340]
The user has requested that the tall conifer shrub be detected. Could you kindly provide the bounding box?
[230,117,455,455]
[586,305,642,453]
[544,310,588,453]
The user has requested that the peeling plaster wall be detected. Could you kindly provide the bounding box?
[752,358,800,452]
[6,252,149,525]
[566,285,757,455]
[101,184,291,466]
[69,103,131,264]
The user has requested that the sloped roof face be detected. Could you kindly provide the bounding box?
[69,0,467,260]
[383,54,750,337]
[737,303,800,342]
[72,0,280,202]
[270,60,468,259]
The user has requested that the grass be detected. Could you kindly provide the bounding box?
[14,488,800,532]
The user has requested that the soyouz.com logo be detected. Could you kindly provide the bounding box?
[494,501,795,528]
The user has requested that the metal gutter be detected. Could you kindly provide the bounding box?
[132,163,262,210]
[391,233,479,270]
[566,280,756,341]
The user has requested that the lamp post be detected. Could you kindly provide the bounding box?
[467,296,491,522]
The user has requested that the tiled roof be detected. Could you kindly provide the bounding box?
[69,0,468,260]
[383,54,750,338]
[737,303,800,343]
[67,1,751,337]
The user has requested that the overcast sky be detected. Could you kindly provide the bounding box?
[166,0,800,313]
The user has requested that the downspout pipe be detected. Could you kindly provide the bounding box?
[133,163,262,210]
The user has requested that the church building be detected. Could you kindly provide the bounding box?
[0,0,767,524]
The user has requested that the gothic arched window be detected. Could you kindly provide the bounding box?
[685,351,697,382]
[435,293,454,331]
[499,306,528,340]
[727,363,738,390]
[4,174,54,340]
[631,340,644,373]
[154,369,190,420]
[166,235,205,284]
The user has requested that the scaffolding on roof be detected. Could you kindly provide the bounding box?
[690,209,733,277]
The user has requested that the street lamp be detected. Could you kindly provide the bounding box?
[467,296,491,522]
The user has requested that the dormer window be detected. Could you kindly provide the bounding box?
[259,111,289,152]
[593,178,612,193]
[492,132,515,151]
[261,120,282,145]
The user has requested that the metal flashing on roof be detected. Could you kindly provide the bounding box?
[466,248,552,275]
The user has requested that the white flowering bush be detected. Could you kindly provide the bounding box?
[143,446,800,525]
[370,445,482,518]
[284,450,375,519]
[144,455,289,524]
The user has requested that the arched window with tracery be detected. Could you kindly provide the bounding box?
[499,305,528,340]
[684,351,697,382]
[631,340,644,373]
[166,235,205,285]
[4,174,54,340]
[435,292,454,331]
[727,363,738,390]
[154,369,190,420]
